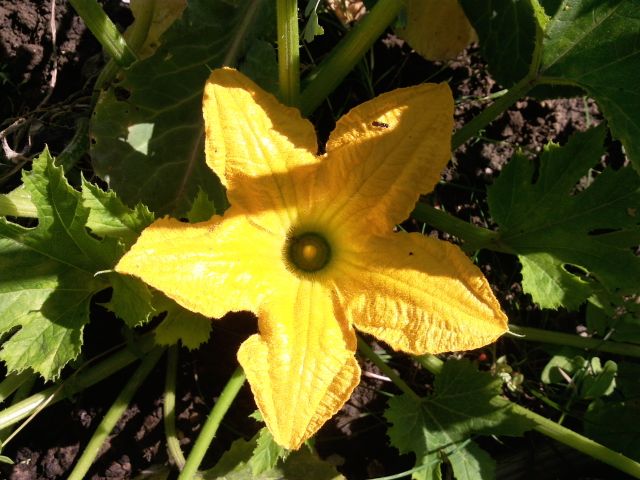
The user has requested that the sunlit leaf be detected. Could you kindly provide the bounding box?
[154,299,211,350]
[0,151,118,379]
[447,440,495,480]
[203,436,344,479]
[126,0,187,59]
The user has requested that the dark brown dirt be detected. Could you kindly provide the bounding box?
[0,3,631,480]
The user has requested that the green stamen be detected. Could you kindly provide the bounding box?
[287,232,331,272]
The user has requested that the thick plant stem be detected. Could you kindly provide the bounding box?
[164,345,186,470]
[0,335,155,431]
[178,367,246,479]
[277,0,300,106]
[509,324,640,358]
[415,354,640,478]
[411,203,510,252]
[357,337,420,401]
[452,74,535,151]
[0,371,32,403]
[68,0,137,67]
[68,347,165,480]
[300,0,403,116]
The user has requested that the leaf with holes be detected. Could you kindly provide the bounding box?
[488,125,640,308]
[91,0,273,215]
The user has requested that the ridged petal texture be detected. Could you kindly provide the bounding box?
[238,279,360,449]
[116,68,509,450]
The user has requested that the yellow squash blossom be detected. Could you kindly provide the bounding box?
[116,68,508,450]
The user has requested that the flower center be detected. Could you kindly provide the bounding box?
[287,232,331,272]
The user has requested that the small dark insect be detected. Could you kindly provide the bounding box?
[372,121,389,128]
[408,251,414,256]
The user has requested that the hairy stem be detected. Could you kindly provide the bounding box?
[509,324,640,358]
[277,0,300,106]
[68,0,137,67]
[357,336,420,401]
[412,203,511,253]
[452,74,535,151]
[0,335,155,431]
[164,345,186,470]
[300,0,403,116]
[68,347,165,480]
[178,367,246,479]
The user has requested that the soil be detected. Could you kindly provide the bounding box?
[0,2,630,480]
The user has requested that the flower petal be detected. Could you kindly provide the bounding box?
[115,212,285,318]
[237,278,360,450]
[314,83,453,235]
[336,233,508,354]
[203,68,319,230]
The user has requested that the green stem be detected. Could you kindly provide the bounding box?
[277,0,300,106]
[451,74,535,151]
[164,345,186,470]
[0,371,32,404]
[0,373,36,443]
[68,347,165,480]
[416,354,640,478]
[300,0,403,116]
[178,367,246,479]
[0,335,155,431]
[357,336,420,401]
[68,0,137,67]
[509,324,640,358]
[411,203,510,252]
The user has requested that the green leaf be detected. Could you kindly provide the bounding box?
[541,352,586,384]
[302,0,325,43]
[91,0,270,215]
[204,438,344,480]
[539,0,640,171]
[385,360,533,460]
[412,454,442,480]
[249,427,286,475]
[587,293,640,345]
[154,301,211,349]
[519,253,591,310]
[618,362,640,398]
[585,398,640,462]
[581,358,617,399]
[447,441,495,480]
[541,353,617,400]
[186,187,216,223]
[239,40,279,95]
[0,150,117,379]
[488,126,640,307]
[105,273,156,327]
[0,185,37,218]
[459,0,540,86]
[82,179,154,246]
